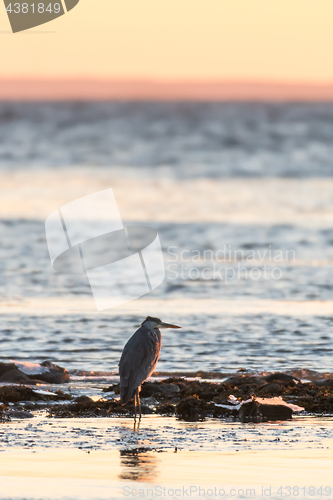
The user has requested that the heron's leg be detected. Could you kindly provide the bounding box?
[134,391,137,420]
[133,392,137,431]
[137,387,142,420]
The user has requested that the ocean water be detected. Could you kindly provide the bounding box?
[0,101,333,380]
[1,101,333,177]
[1,100,333,500]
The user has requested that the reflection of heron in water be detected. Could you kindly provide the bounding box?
[119,316,181,423]
[118,448,159,482]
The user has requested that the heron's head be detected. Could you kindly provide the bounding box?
[141,316,181,330]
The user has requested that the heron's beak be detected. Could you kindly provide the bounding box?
[157,322,181,329]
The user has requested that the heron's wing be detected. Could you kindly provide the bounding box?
[119,332,160,404]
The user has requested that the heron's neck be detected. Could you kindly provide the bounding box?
[153,327,162,343]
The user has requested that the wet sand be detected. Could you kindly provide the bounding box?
[0,445,333,499]
[1,415,333,451]
[1,448,333,483]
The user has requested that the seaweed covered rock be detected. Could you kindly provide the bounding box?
[293,392,333,413]
[224,374,265,387]
[253,380,333,414]
[140,382,180,398]
[155,403,176,416]
[48,398,154,418]
[239,400,292,422]
[155,375,333,419]
[314,379,333,389]
[164,377,226,401]
[49,372,333,421]
[49,398,123,418]
[257,383,283,396]
[264,373,300,384]
[176,396,214,421]
[0,385,71,404]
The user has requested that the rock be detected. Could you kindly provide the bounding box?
[139,405,154,415]
[140,382,180,398]
[6,410,34,419]
[28,361,70,384]
[0,385,68,404]
[314,379,333,389]
[0,362,18,378]
[264,373,300,384]
[120,401,154,415]
[156,403,176,415]
[257,383,283,396]
[224,375,264,386]
[140,396,159,405]
[239,400,292,422]
[0,407,10,422]
[0,369,29,383]
[22,402,36,410]
[74,396,94,404]
[102,384,119,393]
[176,396,212,421]
[0,361,70,385]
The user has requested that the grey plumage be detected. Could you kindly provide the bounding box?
[119,324,161,404]
[119,316,181,418]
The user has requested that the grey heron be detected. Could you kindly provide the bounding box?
[119,316,181,419]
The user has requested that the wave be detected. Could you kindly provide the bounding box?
[68,368,333,384]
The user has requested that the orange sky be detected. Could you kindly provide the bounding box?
[0,0,333,82]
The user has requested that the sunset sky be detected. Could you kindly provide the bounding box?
[1,0,333,82]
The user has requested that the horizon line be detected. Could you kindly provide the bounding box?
[1,78,333,101]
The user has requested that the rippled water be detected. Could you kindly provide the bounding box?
[0,312,333,375]
[1,101,333,380]
[1,101,333,177]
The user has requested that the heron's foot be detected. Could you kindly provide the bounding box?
[133,416,141,431]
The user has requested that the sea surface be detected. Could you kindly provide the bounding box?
[1,100,333,500]
[1,101,333,177]
[0,101,333,380]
